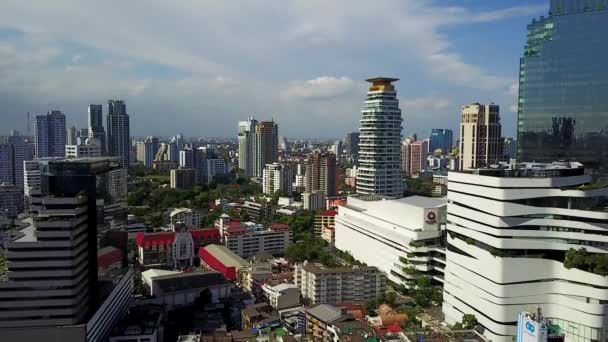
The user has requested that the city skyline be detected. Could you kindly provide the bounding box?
[0,1,546,138]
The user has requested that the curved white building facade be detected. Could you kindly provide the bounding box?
[442,163,608,342]
[356,78,403,197]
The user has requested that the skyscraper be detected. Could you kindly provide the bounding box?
[88,104,106,155]
[136,136,158,167]
[304,152,338,197]
[66,125,77,146]
[238,117,258,177]
[34,110,66,158]
[345,132,360,164]
[401,139,428,176]
[0,132,34,190]
[429,128,453,154]
[356,77,403,197]
[262,162,293,196]
[106,100,130,168]
[517,1,608,178]
[253,121,278,178]
[459,103,502,170]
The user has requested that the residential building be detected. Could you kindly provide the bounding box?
[294,261,386,305]
[321,225,335,246]
[430,129,453,154]
[65,138,102,158]
[517,2,608,178]
[335,195,447,288]
[304,304,351,341]
[170,168,197,189]
[238,117,258,177]
[106,100,130,167]
[356,77,403,197]
[442,162,608,342]
[0,133,34,190]
[0,183,22,218]
[345,132,359,164]
[169,207,201,229]
[253,121,278,179]
[303,191,325,210]
[0,158,122,329]
[261,283,301,310]
[305,152,338,197]
[34,110,66,158]
[332,140,343,162]
[314,210,336,237]
[199,244,248,281]
[136,136,158,167]
[240,201,272,222]
[459,103,502,170]
[401,139,429,176]
[263,162,293,196]
[241,303,279,330]
[88,104,106,155]
[222,221,292,258]
[207,158,229,183]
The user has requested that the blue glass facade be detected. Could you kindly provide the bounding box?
[430,128,453,154]
[517,1,608,177]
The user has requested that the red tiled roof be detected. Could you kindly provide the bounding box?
[226,226,246,235]
[97,246,123,269]
[269,223,290,231]
[191,228,221,240]
[375,323,403,334]
[135,232,175,247]
[320,210,337,217]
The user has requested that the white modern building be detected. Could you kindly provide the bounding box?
[169,208,201,229]
[263,162,293,196]
[335,195,447,288]
[261,283,301,310]
[442,162,608,342]
[65,138,102,158]
[356,77,403,197]
[238,117,258,178]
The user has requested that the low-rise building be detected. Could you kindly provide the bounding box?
[314,210,336,237]
[224,222,293,258]
[240,201,273,222]
[109,305,163,342]
[199,244,248,280]
[295,261,386,305]
[321,225,335,245]
[305,304,351,341]
[335,195,447,288]
[97,246,123,276]
[261,283,301,310]
[170,207,201,229]
[241,303,279,330]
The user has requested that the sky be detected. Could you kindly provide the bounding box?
[0,0,548,139]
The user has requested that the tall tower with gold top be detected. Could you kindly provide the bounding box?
[356,77,403,198]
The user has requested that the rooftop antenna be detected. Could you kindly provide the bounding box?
[27,112,30,135]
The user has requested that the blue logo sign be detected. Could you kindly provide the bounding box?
[526,321,536,334]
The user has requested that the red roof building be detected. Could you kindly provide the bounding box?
[97,246,123,275]
[199,244,248,281]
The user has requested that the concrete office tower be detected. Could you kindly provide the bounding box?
[167,135,181,164]
[401,139,429,176]
[106,100,130,168]
[356,78,403,197]
[66,125,77,146]
[0,183,22,218]
[253,121,278,178]
[88,104,106,155]
[442,162,608,342]
[345,132,360,164]
[136,136,158,167]
[263,162,293,196]
[34,110,66,158]
[517,2,608,177]
[0,133,35,190]
[332,140,343,162]
[459,103,501,170]
[305,152,338,197]
[238,117,258,177]
[0,158,119,328]
[430,129,453,154]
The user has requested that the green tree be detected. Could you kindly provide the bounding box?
[462,314,478,329]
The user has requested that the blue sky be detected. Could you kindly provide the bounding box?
[0,0,548,139]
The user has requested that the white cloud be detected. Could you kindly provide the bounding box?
[401,96,451,112]
[282,76,358,100]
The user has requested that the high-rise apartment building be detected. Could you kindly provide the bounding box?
[88,104,106,155]
[34,110,66,158]
[459,103,501,170]
[345,132,360,164]
[65,139,102,158]
[263,162,293,196]
[66,125,77,146]
[106,100,130,168]
[238,117,258,177]
[305,152,338,197]
[0,183,22,218]
[430,129,453,154]
[356,78,403,197]
[517,1,608,177]
[0,133,34,190]
[136,136,158,167]
[253,121,278,179]
[442,162,608,341]
[401,139,428,176]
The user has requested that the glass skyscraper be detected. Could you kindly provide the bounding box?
[517,0,608,177]
[430,128,453,154]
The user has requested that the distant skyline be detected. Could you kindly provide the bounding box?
[0,0,546,138]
